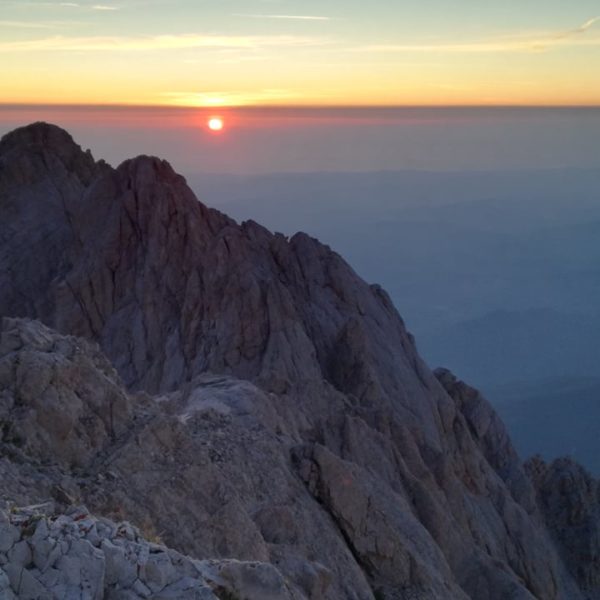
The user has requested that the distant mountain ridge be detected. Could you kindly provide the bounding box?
[419,307,600,385]
[1,122,599,599]
[489,376,600,474]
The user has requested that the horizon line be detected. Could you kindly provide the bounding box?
[1,102,600,112]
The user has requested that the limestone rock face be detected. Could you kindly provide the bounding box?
[0,502,303,600]
[0,122,599,599]
[526,456,600,596]
[0,317,132,469]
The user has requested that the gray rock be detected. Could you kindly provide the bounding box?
[131,578,152,597]
[200,559,297,600]
[0,506,298,600]
[7,540,32,569]
[0,317,132,470]
[4,562,50,599]
[153,576,216,599]
[0,521,20,553]
[526,455,600,596]
[140,551,176,592]
[101,538,137,587]
[0,567,16,600]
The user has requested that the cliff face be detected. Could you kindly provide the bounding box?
[0,122,598,600]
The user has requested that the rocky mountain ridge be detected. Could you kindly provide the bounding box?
[0,122,598,599]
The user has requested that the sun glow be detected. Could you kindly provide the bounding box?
[207,117,224,131]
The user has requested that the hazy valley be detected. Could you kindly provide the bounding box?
[192,168,600,473]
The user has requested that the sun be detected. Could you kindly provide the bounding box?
[207,117,224,131]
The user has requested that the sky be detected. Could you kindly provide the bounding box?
[1,0,600,106]
[2,105,600,174]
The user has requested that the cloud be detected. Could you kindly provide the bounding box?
[4,1,117,7]
[0,19,85,29]
[4,1,79,5]
[161,88,297,106]
[358,39,600,54]
[182,52,270,64]
[0,33,328,52]
[567,15,599,35]
[233,14,331,21]
[357,16,600,54]
[538,15,599,45]
[0,20,61,29]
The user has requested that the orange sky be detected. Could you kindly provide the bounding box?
[1,1,600,106]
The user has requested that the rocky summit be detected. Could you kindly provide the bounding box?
[0,122,598,600]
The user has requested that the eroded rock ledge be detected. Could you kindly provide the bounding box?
[0,502,302,600]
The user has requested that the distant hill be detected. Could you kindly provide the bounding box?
[488,377,600,475]
[417,308,600,385]
[419,309,600,475]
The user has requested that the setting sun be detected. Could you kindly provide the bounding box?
[208,117,224,131]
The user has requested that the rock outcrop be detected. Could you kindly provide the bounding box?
[1,122,599,599]
[0,502,304,600]
[526,456,600,596]
[0,317,132,471]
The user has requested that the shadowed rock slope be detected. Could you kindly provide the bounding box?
[0,122,598,599]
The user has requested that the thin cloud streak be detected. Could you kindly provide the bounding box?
[358,17,600,54]
[0,33,329,52]
[6,1,79,5]
[531,15,600,49]
[233,14,331,21]
[566,15,600,35]
[161,88,298,106]
[0,20,69,29]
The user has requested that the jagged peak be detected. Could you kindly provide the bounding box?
[1,122,81,157]
[116,154,182,184]
[0,122,100,184]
